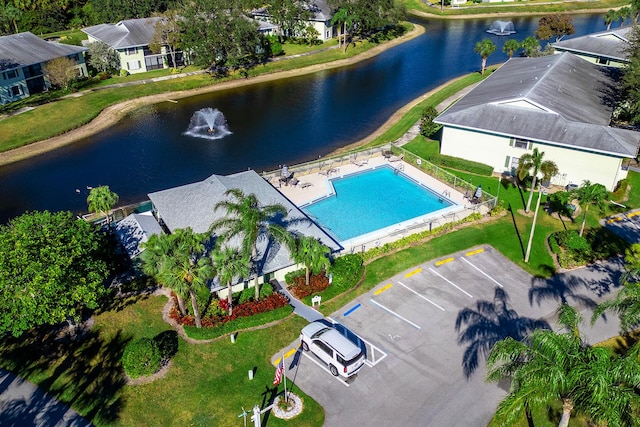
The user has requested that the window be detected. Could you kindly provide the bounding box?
[510,156,519,173]
[597,57,609,65]
[314,340,333,357]
[9,85,23,97]
[127,60,141,70]
[514,138,530,149]
[4,69,17,79]
[125,47,137,55]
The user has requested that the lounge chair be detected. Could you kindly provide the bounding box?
[389,154,404,162]
[301,182,313,189]
[290,178,299,187]
[351,160,367,167]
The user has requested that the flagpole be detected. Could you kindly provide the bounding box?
[282,352,288,403]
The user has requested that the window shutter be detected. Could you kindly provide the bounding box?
[509,138,514,147]
[527,141,532,150]
[504,156,510,168]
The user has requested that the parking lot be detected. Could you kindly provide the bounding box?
[276,245,623,427]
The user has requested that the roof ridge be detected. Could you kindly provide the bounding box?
[521,54,566,100]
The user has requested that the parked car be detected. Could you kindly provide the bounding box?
[300,321,365,378]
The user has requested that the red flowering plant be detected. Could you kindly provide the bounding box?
[289,271,330,299]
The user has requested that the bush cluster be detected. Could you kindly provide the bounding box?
[289,271,330,299]
[550,228,629,269]
[121,337,161,379]
[169,293,290,328]
[330,255,364,289]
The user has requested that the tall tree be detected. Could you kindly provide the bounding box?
[502,39,520,59]
[516,148,559,213]
[211,244,249,316]
[150,10,182,70]
[291,235,331,287]
[621,24,640,125]
[210,189,293,300]
[87,41,120,74]
[0,211,110,337]
[535,14,575,42]
[141,228,214,328]
[263,0,311,42]
[474,38,496,75]
[618,6,631,26]
[604,9,618,30]
[486,304,585,427]
[521,36,540,57]
[180,0,265,73]
[86,185,119,227]
[45,56,77,90]
[572,181,608,237]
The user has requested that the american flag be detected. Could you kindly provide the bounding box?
[273,358,284,386]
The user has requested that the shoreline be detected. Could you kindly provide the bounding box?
[0,24,425,167]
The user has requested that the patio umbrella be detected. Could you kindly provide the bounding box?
[281,164,289,178]
[474,185,482,199]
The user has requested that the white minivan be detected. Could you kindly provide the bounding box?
[300,321,365,378]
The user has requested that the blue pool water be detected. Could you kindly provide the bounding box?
[303,167,454,241]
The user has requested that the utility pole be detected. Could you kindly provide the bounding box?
[525,189,545,263]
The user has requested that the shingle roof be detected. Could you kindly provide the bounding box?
[435,53,640,158]
[82,17,161,49]
[115,212,164,259]
[252,0,333,22]
[552,26,632,62]
[148,170,341,277]
[0,32,87,72]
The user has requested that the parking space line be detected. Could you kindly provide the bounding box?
[628,211,640,218]
[370,299,421,329]
[435,257,454,266]
[344,303,362,317]
[404,267,422,278]
[397,281,445,311]
[460,257,504,288]
[428,267,473,298]
[374,283,393,295]
[273,348,298,366]
[364,341,388,367]
[465,248,484,256]
[301,352,350,387]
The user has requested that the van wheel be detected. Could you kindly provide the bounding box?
[301,341,309,351]
[329,365,339,376]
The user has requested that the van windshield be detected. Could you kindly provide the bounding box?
[311,327,331,339]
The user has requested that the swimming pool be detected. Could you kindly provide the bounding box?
[302,166,456,242]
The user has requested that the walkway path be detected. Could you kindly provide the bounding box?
[0,369,93,427]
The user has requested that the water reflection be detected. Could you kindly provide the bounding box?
[0,14,606,221]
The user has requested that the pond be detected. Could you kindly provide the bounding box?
[0,14,606,221]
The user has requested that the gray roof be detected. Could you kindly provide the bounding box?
[148,169,341,277]
[82,17,161,49]
[0,32,87,72]
[252,0,333,23]
[552,26,632,62]
[115,212,164,259]
[435,53,640,158]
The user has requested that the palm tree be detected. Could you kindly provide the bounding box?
[212,244,250,316]
[604,9,618,30]
[486,304,585,427]
[516,148,559,213]
[210,189,293,300]
[502,39,520,59]
[619,6,631,26]
[331,8,348,49]
[572,180,608,237]
[521,36,540,57]
[474,38,496,75]
[291,235,331,287]
[141,228,214,328]
[455,287,550,378]
[86,185,119,226]
[592,281,640,333]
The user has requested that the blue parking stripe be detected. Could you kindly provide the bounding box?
[344,303,362,317]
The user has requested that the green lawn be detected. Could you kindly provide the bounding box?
[402,0,629,16]
[0,294,323,426]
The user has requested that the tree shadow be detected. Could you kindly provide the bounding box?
[455,287,551,378]
[529,274,597,309]
[0,326,128,426]
[508,204,525,258]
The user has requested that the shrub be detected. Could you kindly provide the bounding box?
[419,106,441,138]
[237,287,254,305]
[119,69,129,77]
[97,71,110,80]
[611,179,628,202]
[424,153,493,176]
[285,269,305,285]
[207,298,226,317]
[259,282,274,299]
[153,330,179,361]
[330,254,364,289]
[121,337,161,379]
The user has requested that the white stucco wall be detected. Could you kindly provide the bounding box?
[552,50,626,68]
[440,126,628,191]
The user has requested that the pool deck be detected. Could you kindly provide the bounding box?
[272,155,488,252]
